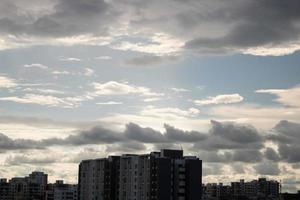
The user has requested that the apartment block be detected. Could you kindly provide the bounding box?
[78,149,202,200]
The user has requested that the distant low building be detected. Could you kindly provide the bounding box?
[203,178,280,200]
[0,171,77,200]
[279,191,300,200]
[46,180,77,200]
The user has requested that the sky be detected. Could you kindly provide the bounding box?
[0,0,300,192]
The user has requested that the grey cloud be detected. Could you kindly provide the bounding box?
[5,155,57,166]
[184,0,300,53]
[254,162,281,175]
[2,120,299,165]
[202,163,224,176]
[231,163,245,174]
[292,163,300,169]
[61,126,124,145]
[164,124,207,142]
[0,0,117,37]
[264,147,281,162]
[105,142,146,153]
[198,151,232,163]
[267,120,300,162]
[66,147,106,163]
[232,150,263,163]
[1,0,300,55]
[153,143,179,150]
[124,123,166,143]
[193,120,264,151]
[278,144,300,163]
[0,133,43,151]
[197,149,263,163]
[210,120,262,144]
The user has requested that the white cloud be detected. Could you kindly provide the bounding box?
[24,63,48,69]
[0,94,82,108]
[171,87,190,92]
[256,86,300,108]
[94,56,112,60]
[143,97,162,102]
[112,33,184,56]
[141,106,200,119]
[194,94,244,105]
[23,88,64,95]
[244,42,300,57]
[84,68,94,77]
[210,104,300,129]
[52,70,71,75]
[0,75,17,88]
[60,57,81,62]
[92,81,164,97]
[96,101,123,105]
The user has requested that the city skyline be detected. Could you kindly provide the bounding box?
[0,0,300,194]
[0,149,288,200]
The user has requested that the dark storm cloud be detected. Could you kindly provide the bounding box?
[0,0,117,37]
[184,0,300,52]
[267,120,300,162]
[1,0,300,54]
[193,120,264,151]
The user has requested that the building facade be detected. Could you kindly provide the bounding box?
[0,171,77,200]
[78,149,202,200]
[78,156,120,200]
[46,180,77,200]
[202,178,280,200]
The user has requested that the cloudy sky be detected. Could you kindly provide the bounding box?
[0,0,300,192]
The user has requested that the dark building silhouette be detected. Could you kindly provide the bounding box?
[78,156,120,200]
[46,180,77,200]
[0,171,77,200]
[78,149,202,200]
[7,171,48,200]
[202,178,280,200]
[280,191,300,200]
[0,178,9,199]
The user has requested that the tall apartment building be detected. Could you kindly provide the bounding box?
[78,149,202,200]
[119,154,150,200]
[0,178,9,199]
[28,171,48,200]
[78,156,120,200]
